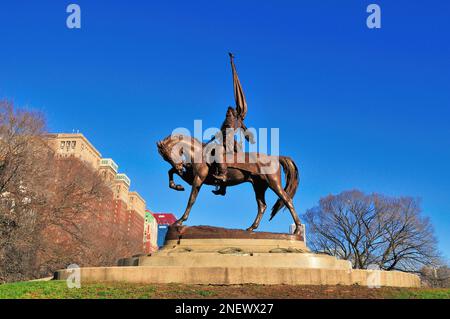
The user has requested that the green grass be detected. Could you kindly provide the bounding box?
[390,289,450,299]
[0,281,218,299]
[0,281,158,299]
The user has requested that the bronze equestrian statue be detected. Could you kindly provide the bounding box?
[156,53,303,235]
[157,134,302,235]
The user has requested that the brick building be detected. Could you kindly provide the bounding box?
[47,133,150,254]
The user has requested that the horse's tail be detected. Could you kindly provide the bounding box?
[270,156,299,221]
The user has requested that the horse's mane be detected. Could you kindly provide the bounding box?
[157,134,206,160]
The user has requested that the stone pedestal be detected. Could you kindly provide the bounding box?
[54,225,420,287]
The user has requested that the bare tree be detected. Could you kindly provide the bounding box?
[36,157,117,274]
[0,101,51,282]
[303,190,440,273]
[420,265,450,288]
[0,101,141,283]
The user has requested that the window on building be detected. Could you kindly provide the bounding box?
[60,141,65,149]
[71,141,76,149]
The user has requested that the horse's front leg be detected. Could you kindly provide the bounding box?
[174,176,204,225]
[168,168,185,191]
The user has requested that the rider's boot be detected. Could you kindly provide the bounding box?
[212,185,227,196]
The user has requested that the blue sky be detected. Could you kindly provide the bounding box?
[0,1,449,259]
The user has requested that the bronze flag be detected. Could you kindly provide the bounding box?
[229,52,248,120]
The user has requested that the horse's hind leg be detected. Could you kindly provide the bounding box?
[269,181,302,235]
[247,182,268,232]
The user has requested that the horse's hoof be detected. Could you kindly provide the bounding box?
[170,183,185,191]
[246,227,255,232]
[175,185,185,191]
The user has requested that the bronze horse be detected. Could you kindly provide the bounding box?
[157,134,302,235]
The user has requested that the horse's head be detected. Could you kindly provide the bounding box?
[157,134,196,174]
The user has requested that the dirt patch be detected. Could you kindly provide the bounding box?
[149,284,416,299]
